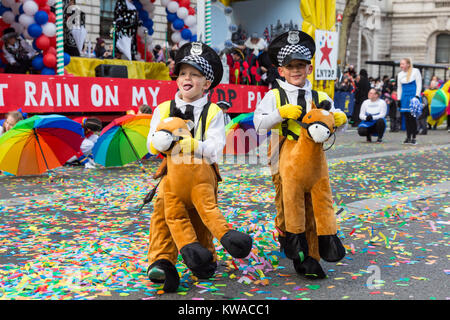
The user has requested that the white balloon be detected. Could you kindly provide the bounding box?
[11,1,21,15]
[2,11,15,24]
[47,0,55,5]
[11,22,24,34]
[19,13,35,28]
[42,22,56,37]
[177,7,188,20]
[23,29,33,40]
[2,0,15,9]
[137,26,146,38]
[166,1,179,13]
[190,24,197,35]
[171,31,181,43]
[23,0,38,16]
[178,39,189,47]
[160,0,170,7]
[184,15,196,28]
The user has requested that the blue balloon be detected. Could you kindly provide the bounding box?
[32,55,44,70]
[173,18,184,30]
[41,67,55,75]
[34,11,49,25]
[147,28,154,36]
[190,35,197,42]
[181,28,192,40]
[143,19,153,30]
[139,9,148,21]
[64,52,71,66]
[28,23,42,38]
[0,6,8,16]
[167,12,177,23]
[19,4,24,15]
[133,0,143,11]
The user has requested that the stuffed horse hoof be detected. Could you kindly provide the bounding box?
[318,235,346,262]
[293,256,326,279]
[180,242,214,271]
[284,232,308,260]
[220,230,253,259]
[191,261,218,279]
[147,259,180,293]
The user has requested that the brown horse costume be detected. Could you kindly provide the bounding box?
[278,105,345,278]
[148,117,252,290]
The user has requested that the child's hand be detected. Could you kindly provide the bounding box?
[333,112,348,127]
[179,136,199,154]
[278,104,303,120]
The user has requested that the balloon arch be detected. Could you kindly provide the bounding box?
[0,0,198,73]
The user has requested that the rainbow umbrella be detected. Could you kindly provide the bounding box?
[224,113,269,155]
[92,114,152,169]
[430,86,449,120]
[0,114,84,176]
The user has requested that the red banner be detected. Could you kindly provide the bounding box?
[0,74,269,114]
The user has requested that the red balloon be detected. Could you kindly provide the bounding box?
[188,7,196,15]
[45,46,57,56]
[35,35,50,51]
[49,36,56,48]
[43,53,57,68]
[41,5,51,14]
[48,12,56,23]
[35,0,48,8]
[179,0,190,8]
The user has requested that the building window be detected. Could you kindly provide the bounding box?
[436,33,450,64]
[100,0,115,39]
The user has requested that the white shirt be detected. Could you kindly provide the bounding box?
[147,92,226,164]
[359,98,387,121]
[253,79,336,135]
[397,68,422,98]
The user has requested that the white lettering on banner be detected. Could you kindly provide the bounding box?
[40,82,54,106]
[132,87,148,106]
[0,84,8,106]
[65,84,79,106]
[24,81,38,106]
[105,86,119,106]
[148,87,160,107]
[56,83,62,106]
[247,91,262,109]
[91,84,103,107]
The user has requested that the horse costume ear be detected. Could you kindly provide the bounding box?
[185,120,195,131]
[311,101,318,109]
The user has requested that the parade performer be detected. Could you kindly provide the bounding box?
[63,0,86,57]
[358,88,387,143]
[397,58,422,145]
[66,117,102,169]
[253,30,347,279]
[2,28,36,74]
[114,0,138,60]
[146,42,252,293]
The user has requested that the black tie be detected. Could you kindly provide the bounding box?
[172,104,195,122]
[297,89,307,121]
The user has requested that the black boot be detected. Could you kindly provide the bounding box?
[191,261,217,279]
[180,242,213,270]
[278,234,286,253]
[147,259,180,293]
[220,230,253,259]
[293,256,326,279]
[318,235,346,262]
[284,232,308,260]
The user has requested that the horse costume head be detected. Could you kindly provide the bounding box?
[151,117,194,154]
[298,104,336,144]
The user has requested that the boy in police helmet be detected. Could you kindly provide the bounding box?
[145,42,252,292]
[253,30,347,279]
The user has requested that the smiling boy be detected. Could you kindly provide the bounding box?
[253,30,347,279]
[145,42,227,292]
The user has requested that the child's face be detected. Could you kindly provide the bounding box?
[278,60,313,87]
[176,64,211,102]
[4,115,17,132]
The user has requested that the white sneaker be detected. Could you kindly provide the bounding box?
[84,159,96,169]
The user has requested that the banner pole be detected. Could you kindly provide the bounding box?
[55,0,64,75]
